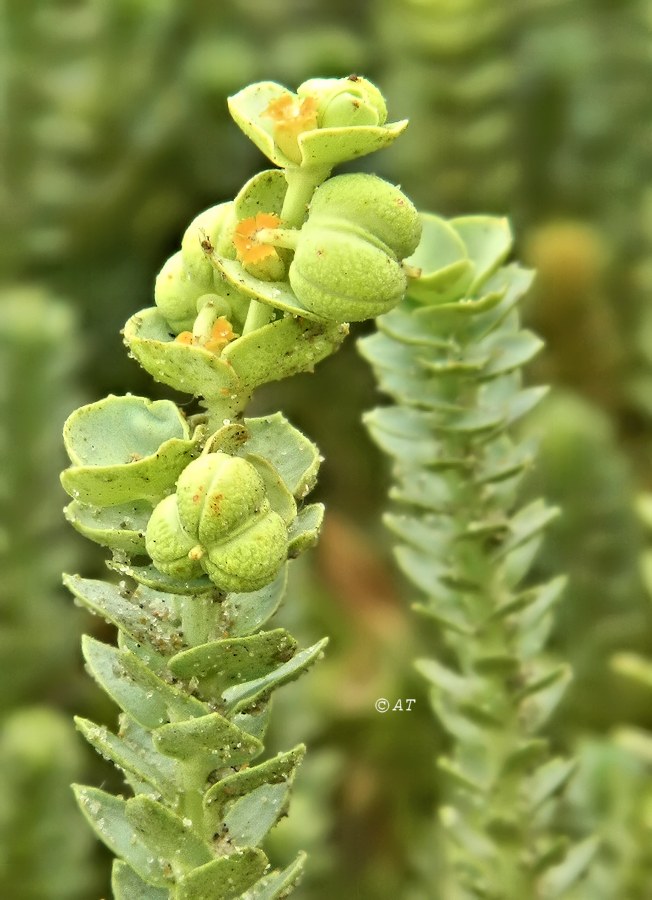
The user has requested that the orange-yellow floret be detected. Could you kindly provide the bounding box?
[233,213,282,264]
[264,94,318,128]
[205,317,237,353]
[174,317,237,355]
[263,94,319,163]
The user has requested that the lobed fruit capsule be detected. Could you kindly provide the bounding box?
[146,452,288,592]
[289,173,421,321]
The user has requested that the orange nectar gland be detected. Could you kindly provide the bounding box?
[175,317,237,354]
[233,213,282,265]
[263,94,319,163]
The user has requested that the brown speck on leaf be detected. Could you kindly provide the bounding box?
[199,228,214,253]
[348,74,360,82]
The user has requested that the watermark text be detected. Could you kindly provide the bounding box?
[375,698,416,713]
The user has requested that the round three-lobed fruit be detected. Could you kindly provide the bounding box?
[289,173,421,322]
[145,452,288,592]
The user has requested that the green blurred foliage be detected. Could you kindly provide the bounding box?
[2,0,652,896]
[0,707,98,899]
[0,288,82,708]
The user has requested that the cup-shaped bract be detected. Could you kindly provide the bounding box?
[231,169,288,281]
[288,173,421,321]
[146,452,289,593]
[61,396,197,507]
[228,77,407,171]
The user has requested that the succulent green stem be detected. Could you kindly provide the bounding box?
[242,298,274,335]
[180,761,206,831]
[281,165,329,227]
[178,594,218,647]
[192,301,221,343]
[257,226,300,250]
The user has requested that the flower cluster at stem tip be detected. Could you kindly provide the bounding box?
[147,75,422,342]
[62,75,425,595]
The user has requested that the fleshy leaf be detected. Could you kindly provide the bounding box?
[75,716,178,802]
[529,757,577,810]
[108,559,214,596]
[204,746,305,828]
[64,575,182,654]
[169,630,297,691]
[222,782,290,847]
[61,395,198,506]
[175,849,267,900]
[537,837,599,898]
[153,712,262,767]
[125,796,213,875]
[64,500,151,553]
[81,636,206,729]
[520,664,572,733]
[451,216,513,292]
[222,638,328,713]
[406,212,473,305]
[73,786,168,888]
[221,565,288,637]
[242,852,306,899]
[112,861,169,900]
[288,503,324,555]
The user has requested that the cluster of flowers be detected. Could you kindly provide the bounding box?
[61,76,423,596]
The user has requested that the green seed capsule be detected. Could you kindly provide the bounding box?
[145,495,203,580]
[154,251,207,335]
[307,173,421,259]
[299,76,387,128]
[176,453,268,546]
[289,173,421,322]
[146,452,289,592]
[180,201,235,283]
[204,513,288,593]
